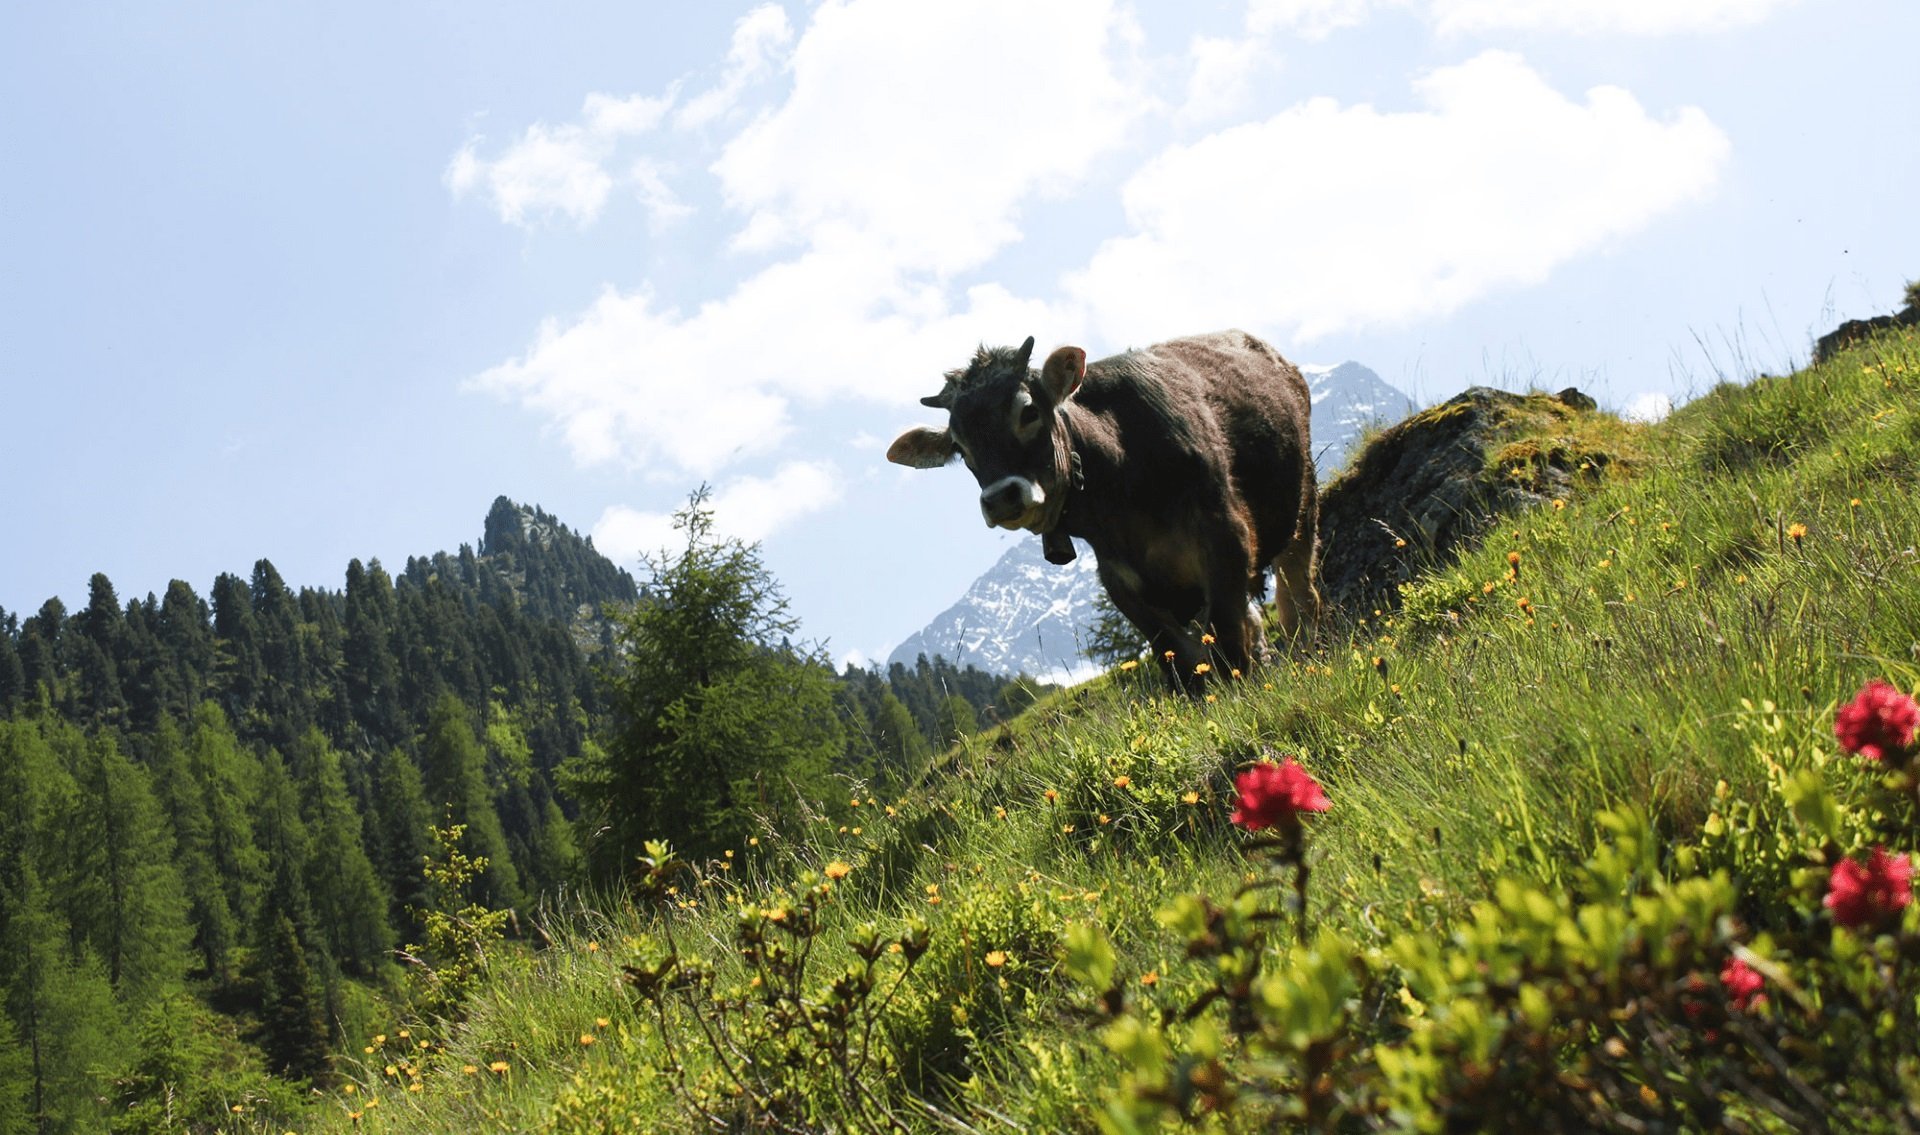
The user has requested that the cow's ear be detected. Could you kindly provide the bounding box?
[886,426,958,469]
[1040,346,1086,404]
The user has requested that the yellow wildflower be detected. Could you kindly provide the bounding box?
[985,950,1007,967]
[1113,775,1130,788]
[825,860,852,880]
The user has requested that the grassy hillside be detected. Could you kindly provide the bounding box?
[287,323,1920,1133]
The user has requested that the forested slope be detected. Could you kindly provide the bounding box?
[0,495,1043,1133]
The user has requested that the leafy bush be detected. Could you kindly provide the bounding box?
[1083,681,1920,1133]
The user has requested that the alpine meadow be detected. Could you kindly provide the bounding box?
[3,302,1916,1131]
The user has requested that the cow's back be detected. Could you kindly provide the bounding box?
[1099,331,1313,562]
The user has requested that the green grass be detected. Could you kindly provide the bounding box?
[290,323,1920,1133]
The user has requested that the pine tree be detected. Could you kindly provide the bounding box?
[15,600,63,706]
[0,720,130,1134]
[0,624,22,718]
[343,559,404,749]
[71,574,127,725]
[0,1010,28,1135]
[935,694,979,747]
[248,560,312,749]
[367,749,434,940]
[287,730,393,976]
[148,718,238,980]
[570,489,844,875]
[419,695,524,910]
[253,912,328,1082]
[210,573,264,730]
[155,581,214,709]
[53,727,192,997]
[250,752,340,1071]
[872,691,929,784]
[184,703,268,943]
[118,596,182,733]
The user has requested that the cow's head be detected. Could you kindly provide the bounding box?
[887,336,1086,533]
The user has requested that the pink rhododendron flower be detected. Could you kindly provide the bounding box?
[1834,680,1919,762]
[1825,846,1914,930]
[1230,759,1330,832]
[1719,957,1765,1011]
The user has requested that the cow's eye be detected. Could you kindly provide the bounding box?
[1018,403,1042,429]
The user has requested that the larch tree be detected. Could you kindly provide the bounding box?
[567,488,844,878]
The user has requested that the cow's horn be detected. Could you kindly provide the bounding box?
[920,384,955,409]
[1014,335,1035,369]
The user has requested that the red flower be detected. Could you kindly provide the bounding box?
[1834,679,1919,763]
[1719,957,1765,1011]
[1230,758,1330,832]
[1824,846,1915,930]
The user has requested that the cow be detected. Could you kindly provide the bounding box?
[887,330,1320,692]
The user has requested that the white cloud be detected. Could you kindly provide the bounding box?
[473,0,1139,475]
[447,91,675,227]
[583,92,676,137]
[591,461,845,563]
[629,159,694,228]
[674,4,795,131]
[1621,391,1673,423]
[1180,34,1270,122]
[712,0,1149,275]
[1246,0,1797,37]
[1067,51,1729,343]
[1247,0,1385,38]
[473,226,1076,474]
[1430,0,1798,36]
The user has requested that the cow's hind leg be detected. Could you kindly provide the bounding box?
[1270,479,1322,645]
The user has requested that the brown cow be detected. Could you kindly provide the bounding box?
[888,330,1319,691]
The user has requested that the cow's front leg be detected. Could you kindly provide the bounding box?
[1100,567,1205,694]
[1201,552,1262,679]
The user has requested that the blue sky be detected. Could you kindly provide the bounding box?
[3,0,1916,666]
